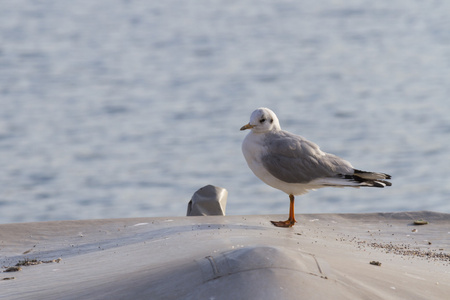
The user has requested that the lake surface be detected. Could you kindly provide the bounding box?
[1,0,449,223]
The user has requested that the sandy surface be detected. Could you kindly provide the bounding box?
[1,211,449,299]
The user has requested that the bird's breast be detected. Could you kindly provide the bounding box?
[242,133,266,164]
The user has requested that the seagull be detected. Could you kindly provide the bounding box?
[240,107,392,228]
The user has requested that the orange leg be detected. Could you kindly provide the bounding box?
[271,194,297,228]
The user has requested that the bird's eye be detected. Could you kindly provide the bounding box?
[270,119,273,124]
[260,118,266,123]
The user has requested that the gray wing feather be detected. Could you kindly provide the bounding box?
[261,131,354,183]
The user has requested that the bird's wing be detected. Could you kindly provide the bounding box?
[261,131,354,183]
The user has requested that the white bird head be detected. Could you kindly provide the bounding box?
[240,107,281,133]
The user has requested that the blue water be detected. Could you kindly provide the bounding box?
[1,0,449,223]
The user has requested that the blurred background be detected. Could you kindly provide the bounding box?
[1,0,449,223]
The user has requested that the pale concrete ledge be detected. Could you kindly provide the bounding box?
[1,211,449,299]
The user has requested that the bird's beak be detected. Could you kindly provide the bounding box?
[240,123,255,131]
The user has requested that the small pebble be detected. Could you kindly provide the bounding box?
[4,266,22,272]
[413,219,428,225]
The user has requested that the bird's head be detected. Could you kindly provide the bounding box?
[240,107,281,133]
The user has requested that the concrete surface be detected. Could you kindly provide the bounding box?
[1,211,449,299]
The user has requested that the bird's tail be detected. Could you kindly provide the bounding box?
[350,169,392,187]
[312,169,392,188]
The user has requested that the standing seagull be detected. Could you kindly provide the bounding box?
[240,107,392,228]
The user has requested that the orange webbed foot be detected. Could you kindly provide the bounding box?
[271,194,297,228]
[270,219,296,228]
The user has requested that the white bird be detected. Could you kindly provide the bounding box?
[240,107,392,228]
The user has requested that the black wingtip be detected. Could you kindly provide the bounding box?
[354,169,392,180]
[339,170,392,188]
